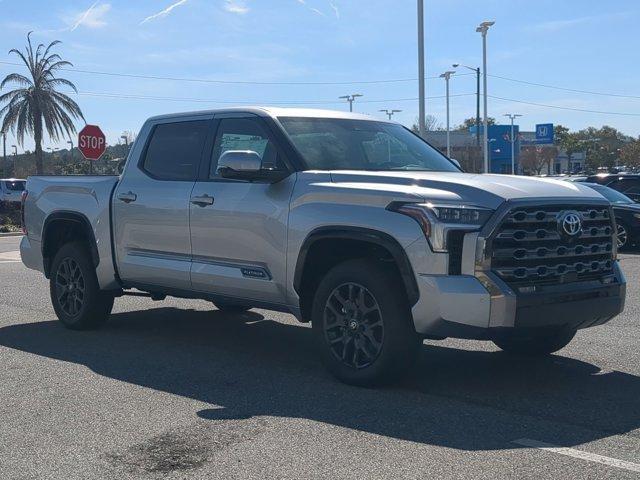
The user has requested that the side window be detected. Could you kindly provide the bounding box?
[142,120,208,181]
[210,118,282,178]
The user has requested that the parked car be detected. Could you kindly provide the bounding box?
[20,107,626,386]
[585,174,640,202]
[582,182,640,249]
[0,178,26,206]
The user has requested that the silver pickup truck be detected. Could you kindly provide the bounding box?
[20,107,626,385]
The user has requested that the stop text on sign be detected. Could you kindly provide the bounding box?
[78,124,107,161]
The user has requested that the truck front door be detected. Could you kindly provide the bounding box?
[189,114,295,305]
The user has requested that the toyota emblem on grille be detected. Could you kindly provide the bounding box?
[559,211,582,238]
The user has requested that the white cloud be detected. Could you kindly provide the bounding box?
[140,0,188,25]
[329,1,339,19]
[310,7,325,16]
[224,0,249,15]
[69,2,110,31]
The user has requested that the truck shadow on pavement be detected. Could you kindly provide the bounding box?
[1,307,639,452]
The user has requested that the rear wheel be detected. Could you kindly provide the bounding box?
[312,259,420,386]
[50,242,114,330]
[492,328,576,356]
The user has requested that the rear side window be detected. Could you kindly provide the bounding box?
[142,121,208,181]
[5,181,25,191]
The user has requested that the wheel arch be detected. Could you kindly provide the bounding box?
[42,211,99,278]
[293,226,420,321]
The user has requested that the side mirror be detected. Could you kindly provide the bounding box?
[450,158,463,171]
[217,150,262,176]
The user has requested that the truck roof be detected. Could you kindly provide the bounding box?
[146,106,383,123]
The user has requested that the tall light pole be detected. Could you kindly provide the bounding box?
[476,20,495,173]
[1,131,6,177]
[453,63,481,150]
[417,0,426,138]
[379,109,402,120]
[339,94,363,112]
[440,71,455,158]
[503,113,522,175]
[121,135,129,146]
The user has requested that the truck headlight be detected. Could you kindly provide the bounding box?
[389,202,493,252]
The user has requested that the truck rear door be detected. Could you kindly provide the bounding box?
[112,116,211,290]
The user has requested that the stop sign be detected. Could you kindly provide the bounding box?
[78,124,106,161]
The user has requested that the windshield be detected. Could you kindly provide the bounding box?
[278,117,459,172]
[591,185,634,204]
[4,180,25,191]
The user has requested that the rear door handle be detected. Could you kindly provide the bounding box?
[191,194,214,207]
[117,191,137,203]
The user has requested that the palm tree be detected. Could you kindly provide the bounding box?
[0,32,84,174]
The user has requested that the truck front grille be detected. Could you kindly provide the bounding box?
[490,204,615,288]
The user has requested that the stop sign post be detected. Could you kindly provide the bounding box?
[78,124,106,174]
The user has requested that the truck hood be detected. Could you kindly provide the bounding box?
[329,171,606,210]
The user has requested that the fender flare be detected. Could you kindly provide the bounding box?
[293,226,420,306]
[42,211,99,277]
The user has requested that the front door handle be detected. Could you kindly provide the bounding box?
[191,194,214,207]
[117,191,137,203]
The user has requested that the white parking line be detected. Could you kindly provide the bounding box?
[513,438,640,473]
[0,251,21,263]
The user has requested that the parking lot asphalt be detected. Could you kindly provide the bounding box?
[1,235,639,479]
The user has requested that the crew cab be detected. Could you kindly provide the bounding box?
[20,108,626,385]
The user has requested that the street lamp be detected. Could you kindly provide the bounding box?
[379,109,402,121]
[440,70,455,158]
[417,0,426,138]
[11,145,17,156]
[476,20,495,173]
[452,63,481,151]
[1,131,6,176]
[120,135,129,146]
[338,94,363,112]
[503,114,522,175]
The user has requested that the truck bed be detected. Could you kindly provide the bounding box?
[22,175,120,290]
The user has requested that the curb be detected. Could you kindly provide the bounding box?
[0,232,23,237]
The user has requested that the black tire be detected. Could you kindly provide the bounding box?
[311,259,420,386]
[49,242,114,330]
[213,302,252,313]
[492,328,576,356]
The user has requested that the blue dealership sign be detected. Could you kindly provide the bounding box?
[535,123,554,144]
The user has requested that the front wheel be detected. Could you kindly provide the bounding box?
[311,259,420,386]
[492,328,576,356]
[616,221,629,250]
[50,242,114,330]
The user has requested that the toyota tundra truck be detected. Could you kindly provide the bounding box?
[20,107,626,385]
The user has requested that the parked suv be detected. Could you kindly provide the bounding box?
[1,178,26,206]
[585,174,640,203]
[20,108,626,385]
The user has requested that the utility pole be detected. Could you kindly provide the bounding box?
[338,94,363,112]
[504,113,522,175]
[417,0,426,138]
[476,20,495,173]
[379,109,402,121]
[440,71,455,158]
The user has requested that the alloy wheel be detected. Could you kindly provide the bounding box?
[55,257,86,317]
[323,282,384,369]
[616,224,628,248]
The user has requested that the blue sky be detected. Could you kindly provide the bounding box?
[0,0,639,150]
